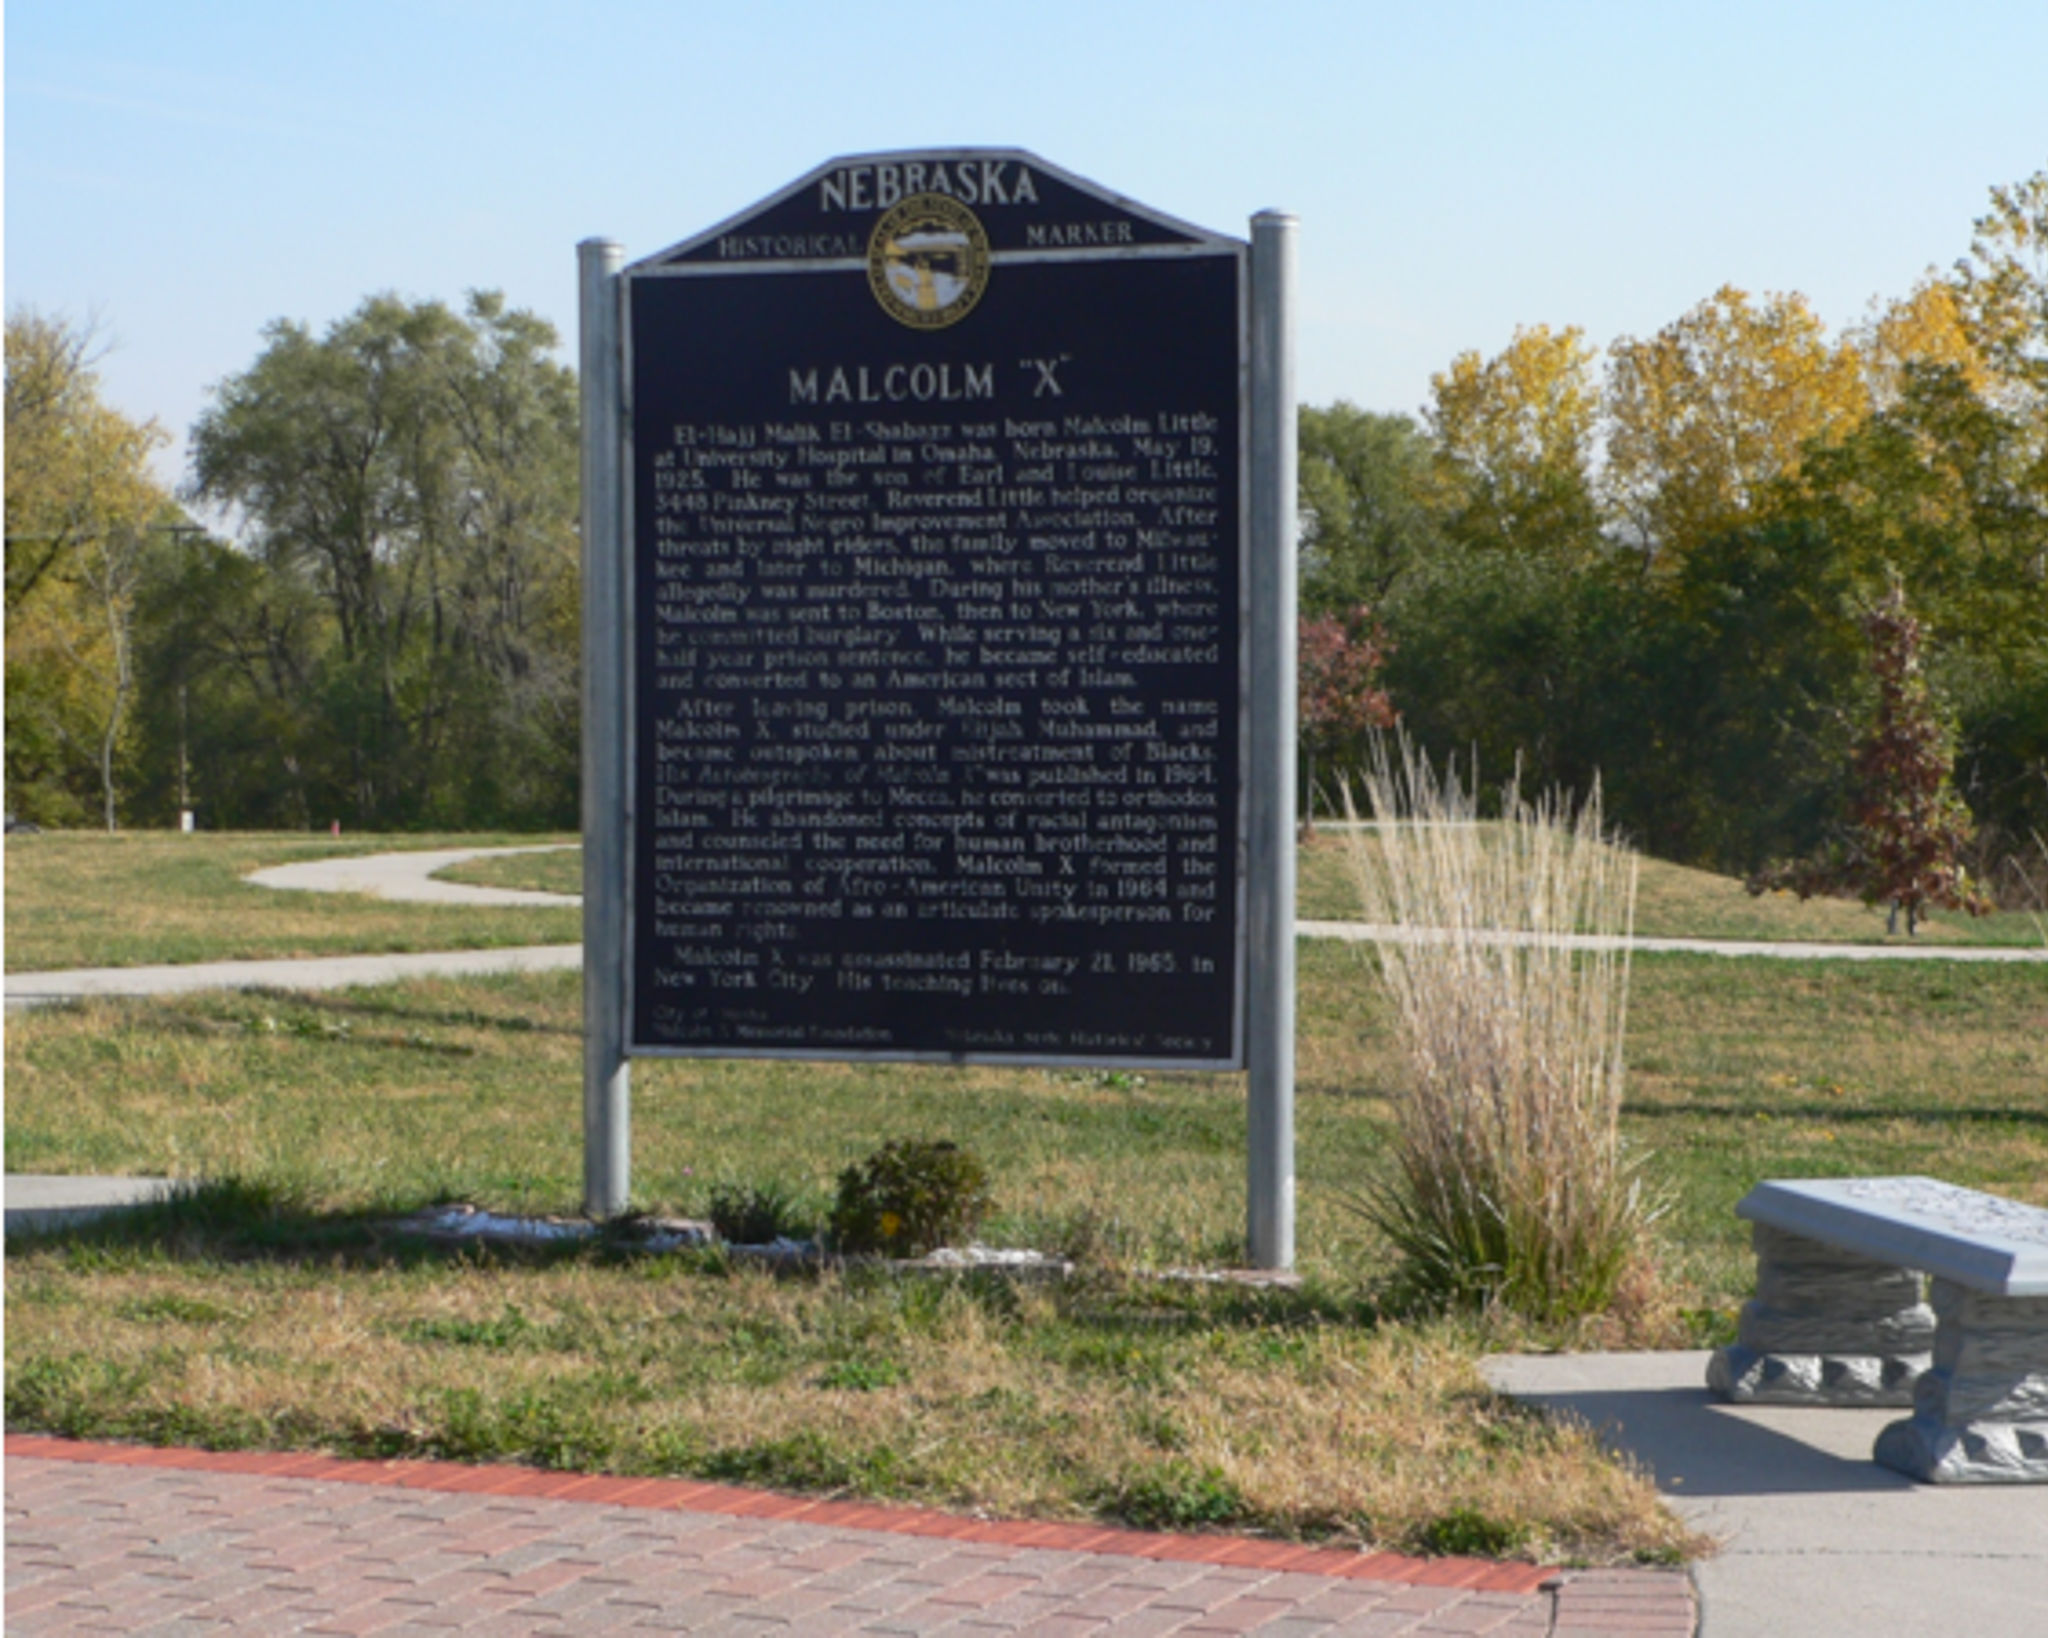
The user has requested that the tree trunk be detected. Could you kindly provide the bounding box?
[95,555,134,833]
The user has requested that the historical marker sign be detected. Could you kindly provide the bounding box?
[621,150,1248,1067]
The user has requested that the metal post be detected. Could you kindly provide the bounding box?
[579,237,631,1219]
[1247,211,1298,1271]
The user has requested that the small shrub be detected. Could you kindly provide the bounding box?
[1045,1204,1138,1270]
[828,1139,992,1257]
[705,1181,814,1246]
[1099,1461,1247,1530]
[1419,1506,1530,1557]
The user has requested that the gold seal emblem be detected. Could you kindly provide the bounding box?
[868,194,990,329]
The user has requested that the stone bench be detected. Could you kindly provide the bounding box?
[1707,1177,2048,1483]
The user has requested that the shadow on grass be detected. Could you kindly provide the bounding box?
[1624,1101,2048,1130]
[3,1178,617,1272]
[242,987,581,1039]
[6,1177,1388,1334]
[126,987,580,1047]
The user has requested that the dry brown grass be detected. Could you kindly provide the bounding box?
[4,1249,1692,1563]
[1336,740,1651,1319]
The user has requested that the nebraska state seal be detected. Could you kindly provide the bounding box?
[868,194,991,329]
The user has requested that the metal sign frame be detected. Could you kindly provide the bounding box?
[579,150,1294,1266]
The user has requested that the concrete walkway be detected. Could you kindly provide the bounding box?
[5,1435,1691,1635]
[2,1173,177,1235]
[245,844,578,908]
[4,945,582,1010]
[1483,1351,2048,1637]
[1297,920,2048,964]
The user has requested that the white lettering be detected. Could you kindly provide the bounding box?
[809,363,997,406]
[818,159,1040,212]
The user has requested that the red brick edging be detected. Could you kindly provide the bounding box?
[5,1433,1555,1596]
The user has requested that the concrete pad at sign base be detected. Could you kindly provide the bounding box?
[1484,1350,2048,1636]
[5,1174,178,1235]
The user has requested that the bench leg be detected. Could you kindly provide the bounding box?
[1875,1281,2048,1482]
[1708,1225,1933,1406]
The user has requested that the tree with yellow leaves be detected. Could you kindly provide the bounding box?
[1426,324,1602,562]
[1856,277,1994,407]
[5,310,181,828]
[1602,286,1868,568]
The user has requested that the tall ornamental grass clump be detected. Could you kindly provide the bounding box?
[1341,734,1654,1320]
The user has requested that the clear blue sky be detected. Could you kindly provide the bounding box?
[8,0,2045,487]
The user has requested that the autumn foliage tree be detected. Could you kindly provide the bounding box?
[1848,589,1993,933]
[1304,169,2047,879]
[1299,607,1396,825]
[1750,586,1991,933]
[1951,170,2048,400]
[1602,285,1869,568]
[1426,324,1602,562]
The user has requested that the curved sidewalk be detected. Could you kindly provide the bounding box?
[245,844,578,908]
[3,945,582,1010]
[5,1435,1689,1636]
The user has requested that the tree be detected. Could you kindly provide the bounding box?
[1852,589,1991,932]
[1603,286,1868,567]
[1296,404,1440,611]
[1776,187,2048,850]
[187,291,580,828]
[1751,586,1990,933]
[1952,169,2048,402]
[1298,607,1395,823]
[5,310,181,828]
[125,532,330,829]
[1425,324,1602,562]
[1856,277,1994,407]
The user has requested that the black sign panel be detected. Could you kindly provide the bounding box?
[625,150,1245,1066]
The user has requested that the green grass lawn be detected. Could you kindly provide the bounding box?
[437,846,582,896]
[8,829,2045,1564]
[1298,825,2047,947]
[3,832,580,972]
[8,929,2045,1562]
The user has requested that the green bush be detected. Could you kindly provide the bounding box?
[705,1181,814,1246]
[1420,1506,1531,1557]
[1097,1460,1247,1530]
[828,1139,992,1257]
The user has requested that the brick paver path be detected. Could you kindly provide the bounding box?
[5,1438,1694,1634]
